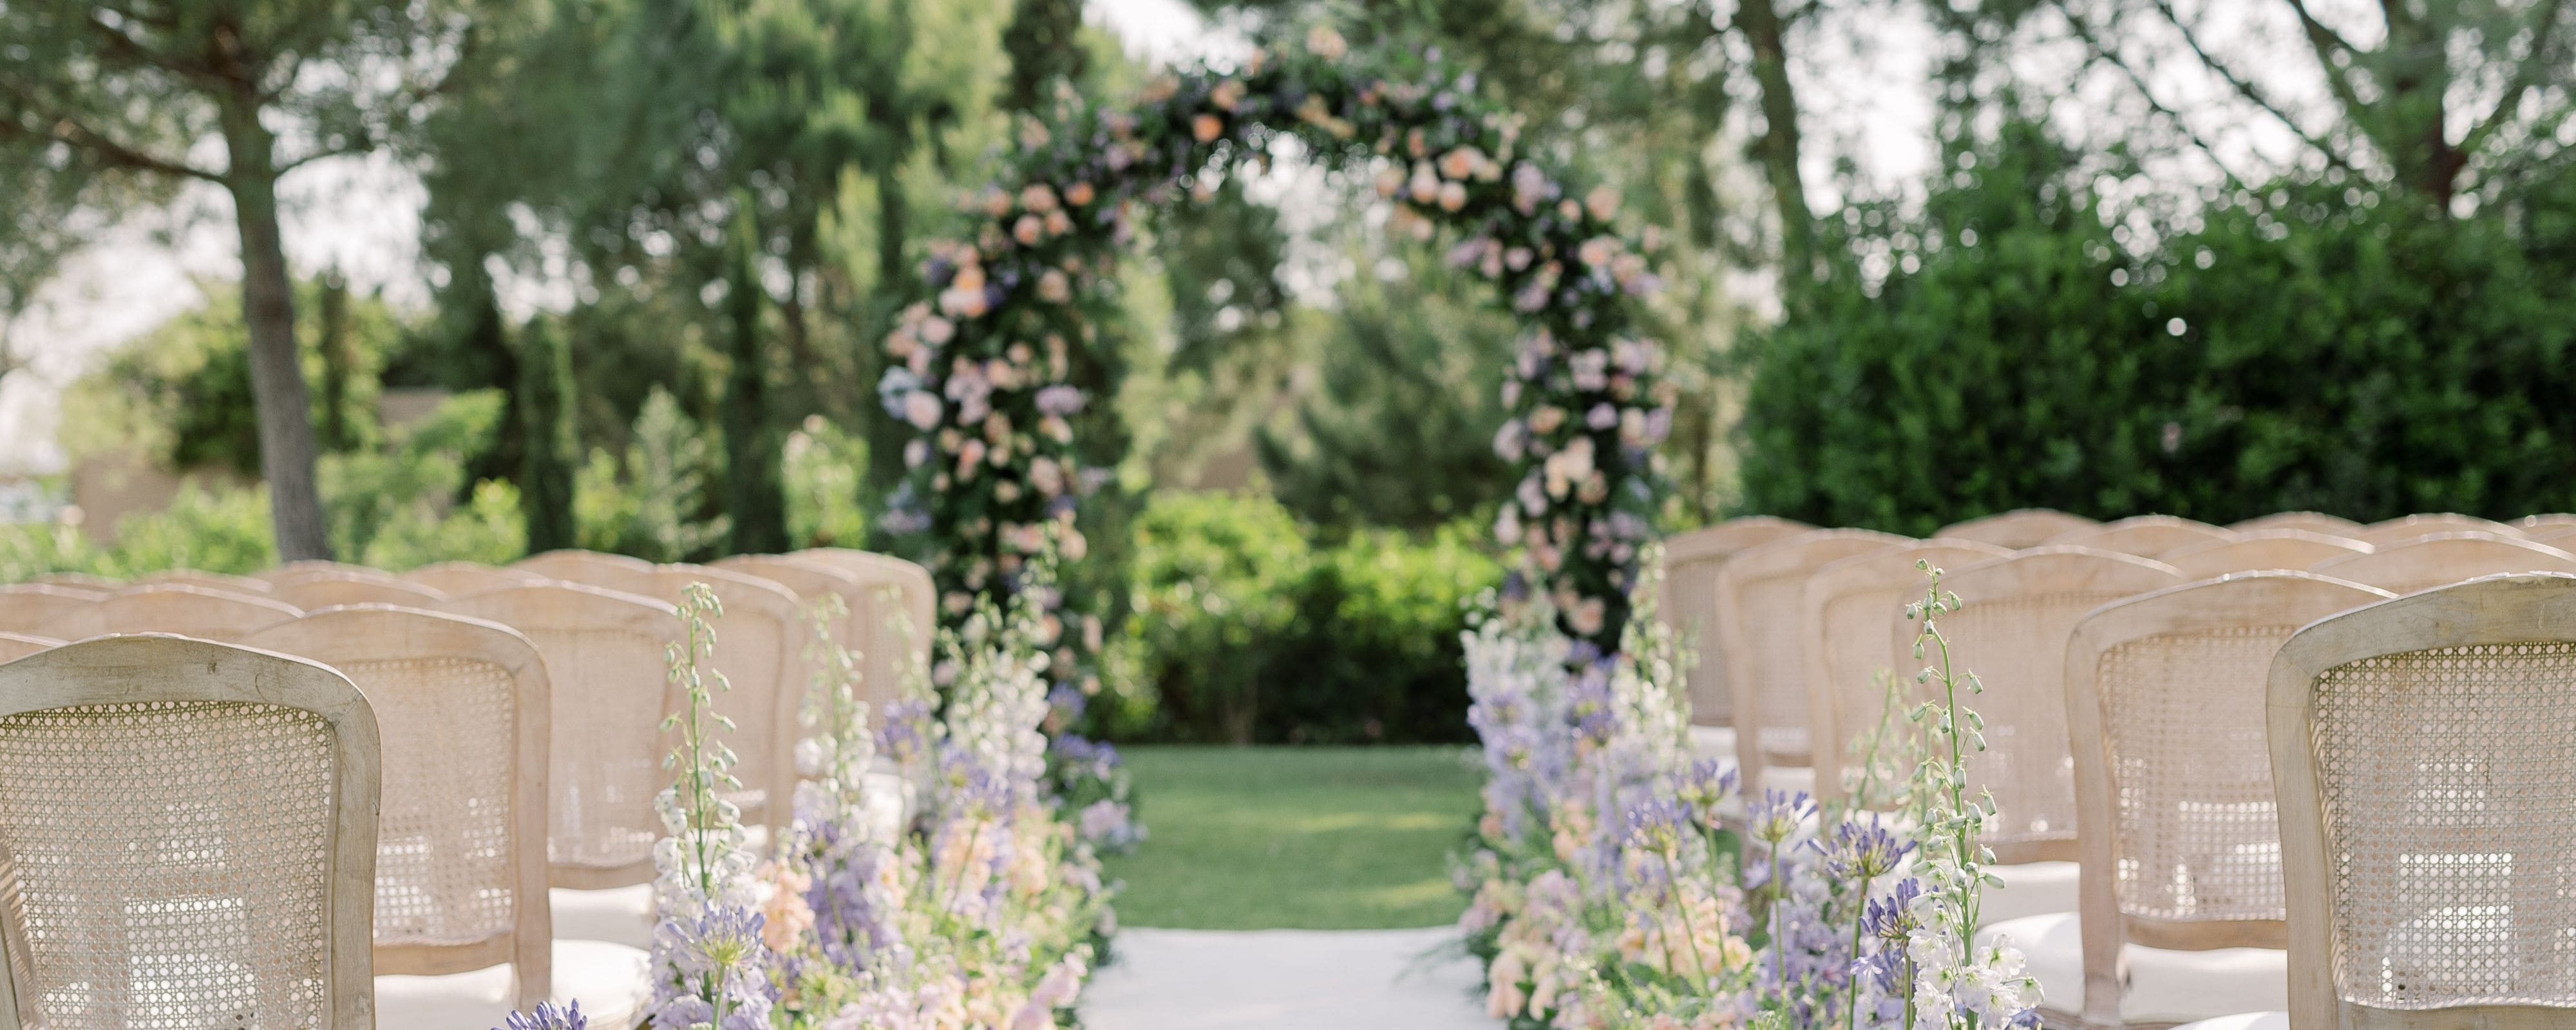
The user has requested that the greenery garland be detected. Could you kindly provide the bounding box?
[876,24,1673,671]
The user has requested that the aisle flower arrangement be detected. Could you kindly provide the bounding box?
[514,571,1129,1030]
[1457,558,2041,1029]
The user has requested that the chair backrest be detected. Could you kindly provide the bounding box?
[130,569,274,595]
[1657,516,1813,726]
[2043,515,2237,557]
[0,635,379,1029]
[43,585,303,642]
[2515,513,2576,534]
[2353,512,2523,546]
[596,566,804,839]
[2535,524,2576,548]
[258,559,380,586]
[2066,572,2394,1028]
[792,549,938,706]
[401,562,545,596]
[2162,529,2372,579]
[711,556,895,713]
[240,606,552,1010]
[439,584,677,888]
[2231,511,2365,536]
[0,634,57,663]
[1934,547,2184,863]
[2309,532,2576,595]
[0,587,99,637]
[2269,574,2576,1024]
[270,572,448,611]
[24,574,113,597]
[1933,509,2098,550]
[1716,529,1910,786]
[1801,539,2011,804]
[512,549,656,585]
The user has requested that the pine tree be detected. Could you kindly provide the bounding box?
[723,202,789,554]
[517,317,580,553]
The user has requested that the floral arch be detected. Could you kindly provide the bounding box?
[875,25,1674,677]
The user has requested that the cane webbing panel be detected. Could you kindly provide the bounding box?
[1668,557,1731,722]
[340,656,517,947]
[0,700,336,1028]
[524,625,669,873]
[1743,571,1814,753]
[1943,591,2129,846]
[2101,626,2291,923]
[2314,642,2576,1007]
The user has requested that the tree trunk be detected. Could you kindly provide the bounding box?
[220,91,333,561]
[317,270,352,449]
[1738,0,1818,288]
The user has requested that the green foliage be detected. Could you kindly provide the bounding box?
[784,417,871,548]
[1104,492,1502,744]
[94,487,281,577]
[721,203,790,554]
[1738,117,2576,530]
[321,390,527,569]
[576,387,729,562]
[68,279,402,474]
[516,316,580,552]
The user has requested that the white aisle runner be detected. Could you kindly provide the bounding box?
[1081,927,1501,1029]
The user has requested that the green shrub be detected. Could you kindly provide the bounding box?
[1104,491,1502,745]
[1739,118,2576,530]
[784,416,869,548]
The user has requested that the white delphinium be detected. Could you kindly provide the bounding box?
[791,592,878,838]
[650,583,772,1028]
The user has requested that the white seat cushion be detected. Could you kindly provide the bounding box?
[1757,764,1814,798]
[1979,860,2080,926]
[1686,725,1737,764]
[552,882,656,949]
[2168,1013,2285,1030]
[1976,912,2285,1024]
[376,939,650,1029]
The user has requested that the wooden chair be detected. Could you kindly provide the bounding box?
[2163,530,2371,580]
[1655,516,1813,730]
[0,586,100,636]
[2353,512,2522,546]
[2045,515,2238,558]
[511,549,656,585]
[2534,523,2576,549]
[520,561,806,841]
[436,583,676,951]
[1935,509,2098,549]
[1801,539,2011,805]
[2230,512,2364,537]
[271,572,449,611]
[2514,513,2576,534]
[2269,573,2576,1025]
[712,555,898,715]
[402,562,545,596]
[1937,547,2185,866]
[0,633,59,662]
[1716,528,1910,791]
[242,608,649,1027]
[793,548,939,709]
[43,585,302,641]
[2309,532,2576,595]
[24,572,115,596]
[1988,574,2393,1029]
[131,568,275,595]
[0,635,379,1028]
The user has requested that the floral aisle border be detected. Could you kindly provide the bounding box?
[876,23,1672,668]
[497,569,1137,1030]
[1458,557,2042,1028]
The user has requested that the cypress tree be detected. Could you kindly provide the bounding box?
[517,315,580,552]
[721,202,789,554]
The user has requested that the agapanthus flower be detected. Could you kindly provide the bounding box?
[497,1001,585,1030]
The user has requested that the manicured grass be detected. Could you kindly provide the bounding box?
[1099,745,1482,930]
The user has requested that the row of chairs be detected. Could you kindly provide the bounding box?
[0,548,933,1028]
[1660,510,2576,1027]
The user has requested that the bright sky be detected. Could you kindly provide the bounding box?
[8,0,2352,474]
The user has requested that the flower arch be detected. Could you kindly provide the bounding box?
[876,26,1674,679]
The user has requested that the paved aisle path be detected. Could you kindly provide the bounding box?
[1083,926,1499,1029]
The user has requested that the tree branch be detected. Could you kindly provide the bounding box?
[0,99,221,183]
[2053,2,2255,191]
[2146,0,2356,172]
[2282,0,2368,116]
[2458,0,2571,161]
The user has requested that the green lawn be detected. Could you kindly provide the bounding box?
[1099,745,1482,930]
